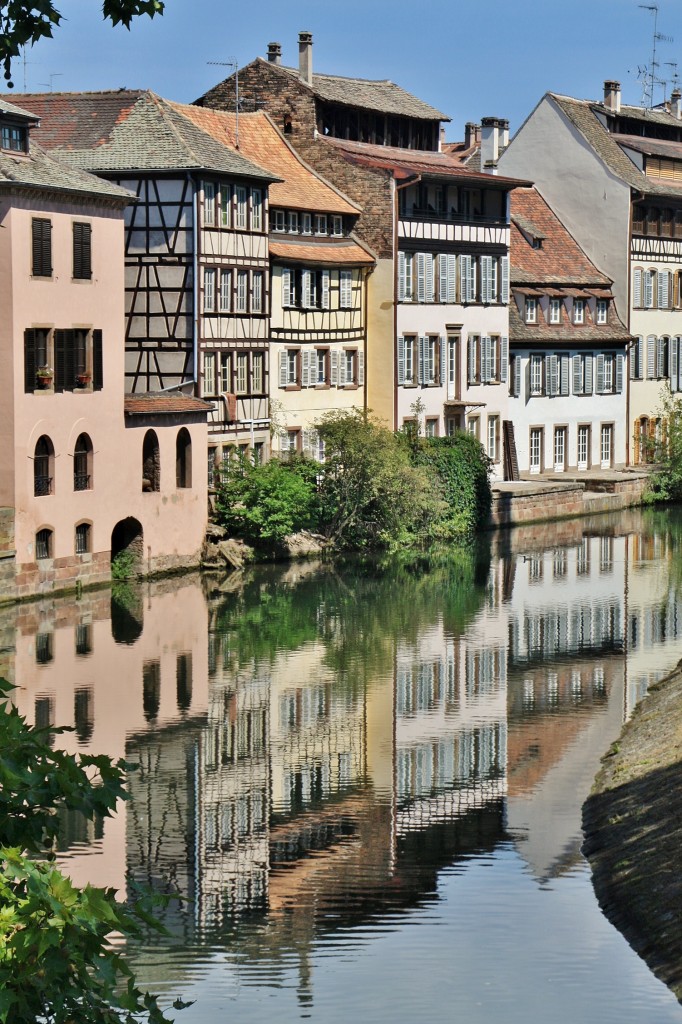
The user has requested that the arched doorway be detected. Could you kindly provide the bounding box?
[110,517,143,578]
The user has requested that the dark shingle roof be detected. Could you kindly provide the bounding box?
[509,298,631,345]
[0,144,132,201]
[4,90,275,181]
[0,96,40,121]
[124,393,212,416]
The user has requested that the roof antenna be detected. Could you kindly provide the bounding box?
[38,72,62,93]
[207,59,239,148]
[638,4,673,108]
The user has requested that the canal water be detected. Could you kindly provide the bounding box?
[7,506,682,1022]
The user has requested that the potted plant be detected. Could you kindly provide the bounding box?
[76,371,91,387]
[36,366,54,389]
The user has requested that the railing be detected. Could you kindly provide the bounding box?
[400,208,508,227]
[74,473,91,491]
[34,475,52,497]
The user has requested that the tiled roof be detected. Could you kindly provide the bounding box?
[124,393,212,416]
[0,143,132,201]
[4,90,275,181]
[269,238,374,265]
[0,96,39,121]
[549,93,682,198]
[616,132,682,162]
[170,105,358,214]
[322,136,528,187]
[510,187,612,286]
[509,299,631,345]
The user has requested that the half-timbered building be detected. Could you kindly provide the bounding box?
[174,105,375,460]
[9,90,277,461]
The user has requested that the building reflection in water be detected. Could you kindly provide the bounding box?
[6,510,682,1005]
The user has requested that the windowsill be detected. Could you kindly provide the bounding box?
[284,384,301,392]
[342,384,360,390]
[71,277,93,283]
[75,385,93,393]
[314,383,331,390]
[33,386,54,395]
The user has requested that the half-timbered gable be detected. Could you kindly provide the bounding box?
[177,106,375,460]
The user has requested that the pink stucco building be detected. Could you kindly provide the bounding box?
[0,98,209,601]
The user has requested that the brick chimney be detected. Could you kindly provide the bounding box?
[464,122,481,149]
[671,88,682,119]
[604,80,621,113]
[267,42,282,65]
[481,117,509,173]
[298,31,313,86]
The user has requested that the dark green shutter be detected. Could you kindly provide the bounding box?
[24,329,35,392]
[32,219,51,277]
[93,330,103,390]
[73,222,92,280]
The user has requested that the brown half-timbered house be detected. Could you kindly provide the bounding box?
[9,90,278,459]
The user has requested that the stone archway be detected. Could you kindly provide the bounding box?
[110,517,144,577]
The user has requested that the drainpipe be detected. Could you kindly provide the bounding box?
[192,174,199,393]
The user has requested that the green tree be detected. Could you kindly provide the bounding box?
[646,384,682,502]
[408,431,492,537]
[0,1,164,87]
[0,678,181,1023]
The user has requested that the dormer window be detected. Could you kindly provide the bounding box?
[525,297,537,323]
[272,209,285,232]
[314,214,328,235]
[596,299,608,324]
[288,211,299,233]
[549,298,561,324]
[574,299,585,324]
[1,123,27,153]
[332,215,343,236]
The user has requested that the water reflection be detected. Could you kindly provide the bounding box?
[7,511,682,1021]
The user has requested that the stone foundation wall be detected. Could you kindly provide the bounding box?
[489,484,586,528]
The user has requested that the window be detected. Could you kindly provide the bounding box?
[176,428,192,487]
[36,328,102,393]
[207,447,217,488]
[596,353,623,394]
[344,349,356,385]
[36,528,53,560]
[525,297,537,323]
[75,522,91,555]
[578,425,590,470]
[24,328,49,392]
[467,335,508,385]
[236,353,248,394]
[1,123,27,152]
[573,299,585,324]
[203,182,215,226]
[203,267,216,312]
[554,427,566,472]
[288,211,299,233]
[402,335,415,385]
[203,352,215,395]
[572,353,593,396]
[272,209,285,232]
[301,212,312,235]
[549,298,561,324]
[425,418,438,438]
[142,430,160,492]
[314,348,328,385]
[75,625,92,658]
[32,218,52,277]
[340,270,352,308]
[280,430,299,458]
[529,428,542,474]
[236,270,248,312]
[422,336,437,385]
[73,433,92,491]
[332,215,343,236]
[487,416,499,462]
[34,436,53,496]
[72,222,92,280]
[467,416,480,439]
[280,349,299,387]
[252,352,264,393]
[252,271,263,313]
[219,269,231,311]
[600,424,613,468]
[398,251,414,301]
[252,189,263,231]
[596,300,608,324]
[236,186,247,229]
[220,185,231,227]
[314,214,328,234]
[415,252,435,302]
[530,355,543,395]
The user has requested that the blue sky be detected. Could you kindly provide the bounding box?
[11,0,682,138]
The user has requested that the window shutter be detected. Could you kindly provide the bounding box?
[438,254,448,303]
[425,255,434,302]
[633,268,642,308]
[358,351,365,385]
[340,270,352,308]
[481,256,492,304]
[398,251,406,301]
[672,338,680,392]
[658,271,669,309]
[596,353,605,393]
[321,270,330,310]
[560,354,569,396]
[468,335,477,384]
[338,350,347,386]
[440,336,447,385]
[500,256,510,303]
[447,254,457,302]
[573,353,582,395]
[584,354,593,394]
[397,336,406,385]
[630,339,637,379]
[479,336,488,383]
[24,329,36,393]
[500,336,508,383]
[54,329,74,392]
[460,255,471,302]
[32,218,52,277]
[301,269,312,308]
[645,271,654,308]
[282,268,292,307]
[549,354,559,396]
[301,349,310,387]
[616,351,624,393]
[93,330,103,390]
[513,353,521,397]
[647,335,656,379]
[331,350,339,386]
[279,351,287,388]
[637,336,644,379]
[418,336,426,384]
[416,253,426,302]
[657,336,666,378]
[302,429,312,457]
[468,256,476,302]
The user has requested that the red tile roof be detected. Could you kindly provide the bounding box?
[170,105,359,215]
[124,393,212,416]
[269,239,374,265]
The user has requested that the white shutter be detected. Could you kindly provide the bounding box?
[416,253,426,302]
[584,354,593,394]
[637,336,644,379]
[398,251,406,302]
[500,256,510,303]
[629,339,637,379]
[481,336,490,383]
[418,336,426,384]
[301,269,312,308]
[645,271,654,308]
[425,255,434,302]
[282,268,292,307]
[616,351,624,393]
[301,349,311,387]
[331,350,339,386]
[481,256,492,304]
[500,337,508,383]
[658,271,669,309]
[573,354,582,395]
[560,354,570,395]
[672,337,680,392]
[397,336,406,386]
[633,267,642,308]
[513,354,521,397]
[440,336,447,385]
[358,350,365,386]
[647,335,656,379]
[340,270,352,308]
[468,335,477,384]
[596,353,605,394]
[438,254,448,303]
[657,336,665,378]
[338,350,347,386]
[549,354,559,396]
[447,254,457,302]
[302,429,312,456]
[468,256,477,302]
[321,270,330,310]
[279,351,287,388]
[460,255,471,303]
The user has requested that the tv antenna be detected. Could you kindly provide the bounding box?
[20,47,38,92]
[38,72,62,93]
[207,58,239,148]
[639,4,674,108]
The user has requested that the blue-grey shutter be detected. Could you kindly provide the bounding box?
[513,354,521,397]
[416,253,426,302]
[633,268,642,308]
[573,354,581,394]
[584,354,593,394]
[397,336,406,385]
[418,336,426,384]
[281,268,292,307]
[500,256,510,303]
[481,256,492,304]
[279,350,287,388]
[616,352,624,393]
[321,270,330,310]
[647,336,656,379]
[560,354,569,396]
[658,271,669,309]
[645,271,654,308]
[398,251,406,302]
[657,337,666,378]
[468,257,477,302]
[629,339,637,379]
[438,255,448,303]
[672,338,680,392]
[331,350,339,386]
[460,255,470,302]
[500,337,508,383]
[440,336,447,385]
[301,349,310,387]
[468,335,477,384]
[425,255,434,302]
[596,353,605,393]
[447,254,457,302]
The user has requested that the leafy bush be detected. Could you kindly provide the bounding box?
[407,431,492,537]
[215,451,319,545]
[646,385,682,503]
[111,548,137,580]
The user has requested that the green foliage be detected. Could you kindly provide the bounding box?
[646,385,682,503]
[0,678,178,1023]
[316,410,443,549]
[0,1,164,88]
[408,431,492,537]
[111,548,137,580]
[215,451,319,545]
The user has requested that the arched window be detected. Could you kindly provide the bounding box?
[73,433,93,490]
[35,527,53,560]
[34,436,54,496]
[142,430,160,492]
[75,522,91,554]
[176,428,192,488]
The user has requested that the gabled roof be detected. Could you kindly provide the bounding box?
[3,90,276,181]
[171,105,358,214]
[321,136,528,188]
[199,56,450,122]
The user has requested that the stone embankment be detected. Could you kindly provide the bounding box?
[583,660,682,1001]
[490,470,648,528]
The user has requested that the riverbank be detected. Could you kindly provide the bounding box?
[583,659,682,1001]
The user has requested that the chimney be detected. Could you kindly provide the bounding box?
[267,41,282,65]
[672,88,682,119]
[439,125,446,150]
[464,121,480,149]
[481,117,508,173]
[604,80,621,113]
[298,31,313,86]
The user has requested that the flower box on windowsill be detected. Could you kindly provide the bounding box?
[36,368,54,390]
